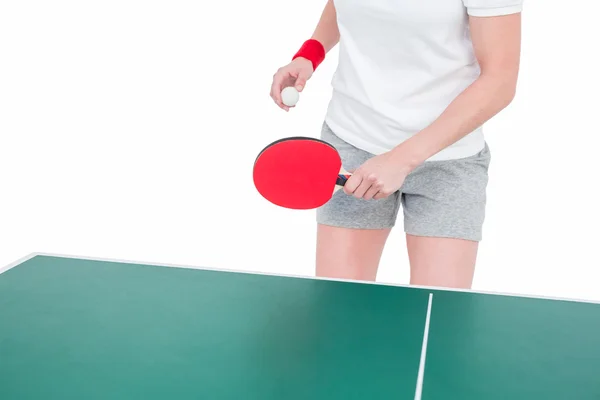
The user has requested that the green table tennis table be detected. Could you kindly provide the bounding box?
[1,253,599,399]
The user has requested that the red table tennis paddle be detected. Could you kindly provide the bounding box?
[253,137,351,209]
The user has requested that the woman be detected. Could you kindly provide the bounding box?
[270,0,522,289]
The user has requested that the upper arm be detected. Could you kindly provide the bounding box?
[464,0,522,83]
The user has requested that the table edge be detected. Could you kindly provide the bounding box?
[2,252,599,306]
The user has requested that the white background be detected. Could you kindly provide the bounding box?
[1,0,599,301]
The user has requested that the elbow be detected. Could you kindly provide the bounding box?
[502,79,517,107]
[484,70,518,110]
[496,86,516,113]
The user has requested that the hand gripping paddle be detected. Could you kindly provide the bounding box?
[253,137,351,210]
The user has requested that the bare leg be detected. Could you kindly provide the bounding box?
[406,234,478,289]
[316,224,391,281]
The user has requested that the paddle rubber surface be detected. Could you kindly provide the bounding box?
[253,137,343,209]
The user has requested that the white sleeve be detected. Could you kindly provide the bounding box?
[463,0,523,17]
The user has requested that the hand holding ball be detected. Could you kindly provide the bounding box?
[281,87,300,107]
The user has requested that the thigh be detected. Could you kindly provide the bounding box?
[401,144,491,288]
[315,122,401,280]
[316,224,391,281]
[406,234,478,288]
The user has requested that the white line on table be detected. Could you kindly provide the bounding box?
[414,292,433,400]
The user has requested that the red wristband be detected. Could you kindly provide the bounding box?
[292,39,326,71]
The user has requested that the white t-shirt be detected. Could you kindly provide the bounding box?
[324,0,523,161]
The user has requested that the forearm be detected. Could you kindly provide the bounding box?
[310,0,340,53]
[393,12,521,168]
[394,72,517,168]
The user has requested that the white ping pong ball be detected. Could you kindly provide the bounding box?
[281,86,300,107]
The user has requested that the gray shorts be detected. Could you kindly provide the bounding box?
[316,123,491,241]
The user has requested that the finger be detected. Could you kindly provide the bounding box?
[353,174,378,199]
[353,182,372,199]
[271,92,290,111]
[363,180,383,200]
[271,93,290,111]
[270,73,282,101]
[343,174,362,195]
[270,71,289,110]
[374,188,393,200]
[294,71,310,92]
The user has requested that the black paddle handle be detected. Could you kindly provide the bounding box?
[336,174,349,187]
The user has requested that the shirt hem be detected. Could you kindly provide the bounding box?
[324,117,485,162]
